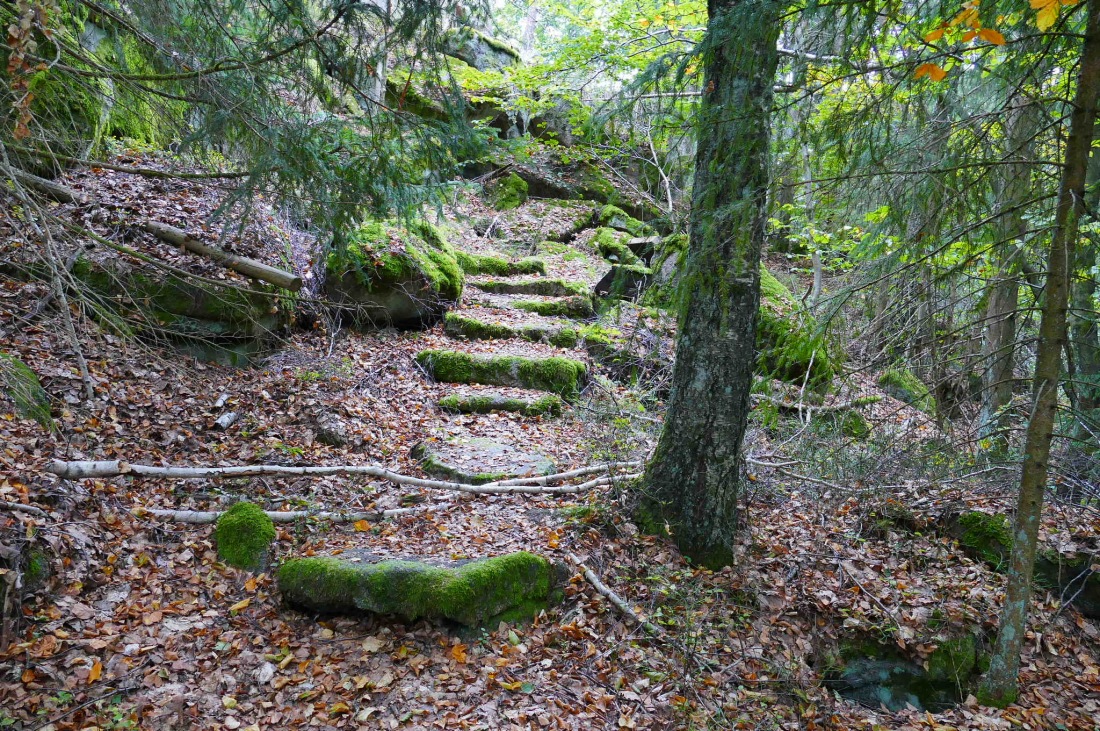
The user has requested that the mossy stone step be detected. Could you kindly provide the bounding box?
[513,296,595,319]
[455,251,546,276]
[278,550,563,626]
[474,278,589,298]
[439,391,563,416]
[444,312,576,347]
[412,436,556,484]
[416,349,587,399]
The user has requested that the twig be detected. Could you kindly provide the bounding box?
[136,506,424,524]
[0,502,48,518]
[568,552,663,636]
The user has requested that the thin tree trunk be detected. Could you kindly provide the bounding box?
[640,0,782,569]
[979,97,1037,456]
[979,0,1100,707]
[1068,120,1100,444]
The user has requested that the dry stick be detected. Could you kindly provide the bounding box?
[136,506,424,524]
[751,394,882,415]
[46,460,642,495]
[0,501,48,518]
[568,552,663,636]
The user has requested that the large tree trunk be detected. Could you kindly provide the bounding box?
[978,97,1037,457]
[979,0,1100,707]
[640,0,781,569]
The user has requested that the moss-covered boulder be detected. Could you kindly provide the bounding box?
[439,391,563,417]
[326,220,464,329]
[416,349,587,399]
[947,511,1012,568]
[0,353,52,428]
[455,251,546,276]
[442,28,521,72]
[594,264,652,301]
[878,368,935,414]
[598,206,652,238]
[215,502,276,571]
[514,296,595,319]
[475,278,589,297]
[591,228,640,265]
[278,551,560,626]
[413,435,556,484]
[72,257,288,366]
[486,173,529,210]
[757,268,837,389]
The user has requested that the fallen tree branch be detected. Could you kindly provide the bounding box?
[46,459,642,495]
[568,552,663,636]
[140,220,302,291]
[0,501,48,518]
[135,506,424,524]
[751,394,881,416]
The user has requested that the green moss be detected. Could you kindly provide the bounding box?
[476,278,588,297]
[444,312,571,345]
[592,228,639,265]
[878,368,934,414]
[538,241,569,255]
[0,353,52,428]
[416,349,587,399]
[956,512,1012,568]
[926,635,978,684]
[215,502,276,571]
[514,296,595,319]
[455,251,546,276]
[278,551,557,626]
[839,410,871,440]
[756,267,837,389]
[438,393,563,416]
[487,173,528,210]
[598,206,651,237]
[24,549,50,591]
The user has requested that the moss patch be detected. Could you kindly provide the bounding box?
[592,228,640,265]
[443,312,576,347]
[455,251,546,276]
[215,502,276,571]
[878,368,935,414]
[416,349,587,399]
[514,296,595,319]
[279,551,558,626]
[487,173,529,210]
[0,353,52,428]
[598,206,652,237]
[439,392,563,417]
[476,278,589,297]
[756,267,837,389]
[953,511,1012,569]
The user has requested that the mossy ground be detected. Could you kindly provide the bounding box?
[416,349,587,399]
[878,367,935,414]
[591,228,639,265]
[278,551,558,627]
[487,173,528,210]
[215,502,276,571]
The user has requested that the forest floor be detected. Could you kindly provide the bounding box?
[1,155,1099,730]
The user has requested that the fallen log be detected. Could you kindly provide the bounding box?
[140,221,302,291]
[10,169,87,205]
[46,459,642,496]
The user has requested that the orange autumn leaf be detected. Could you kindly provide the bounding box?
[451,643,468,663]
[914,63,948,82]
[229,598,250,612]
[978,28,1006,44]
[88,660,102,683]
[244,576,257,592]
[924,27,946,42]
[353,519,371,532]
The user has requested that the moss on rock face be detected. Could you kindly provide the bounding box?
[278,551,559,626]
[514,296,595,319]
[476,278,588,298]
[443,312,575,347]
[455,251,546,276]
[598,206,651,237]
[416,349,587,399]
[0,353,52,428]
[954,511,1012,568]
[592,228,640,265]
[215,502,276,571]
[487,173,529,210]
[438,392,563,417]
[757,268,837,389]
[326,220,464,328]
[878,368,934,414]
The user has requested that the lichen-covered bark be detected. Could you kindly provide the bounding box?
[640,0,781,568]
[979,0,1100,707]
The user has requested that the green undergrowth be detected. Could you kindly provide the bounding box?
[878,368,935,414]
[756,267,837,389]
[416,349,587,399]
[278,552,559,626]
[215,502,276,571]
[0,352,52,428]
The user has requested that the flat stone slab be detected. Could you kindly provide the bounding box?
[438,390,563,417]
[412,436,556,484]
[416,349,587,399]
[472,277,589,298]
[278,550,563,626]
